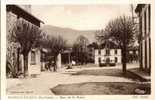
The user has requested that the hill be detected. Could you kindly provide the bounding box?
[41,25,97,46]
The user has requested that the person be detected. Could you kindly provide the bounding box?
[72,60,76,66]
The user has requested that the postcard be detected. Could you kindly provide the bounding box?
[1,0,154,100]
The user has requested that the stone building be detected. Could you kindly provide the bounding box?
[6,5,44,76]
[135,4,151,73]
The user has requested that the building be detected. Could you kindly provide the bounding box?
[94,41,121,65]
[127,46,139,63]
[6,5,44,76]
[95,49,121,65]
[87,42,98,63]
[135,4,151,73]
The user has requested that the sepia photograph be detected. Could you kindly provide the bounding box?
[6,4,151,95]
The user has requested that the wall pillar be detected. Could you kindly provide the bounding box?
[56,53,62,70]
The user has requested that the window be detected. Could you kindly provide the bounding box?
[106,49,110,55]
[31,51,36,64]
[115,50,117,54]
[144,10,147,35]
[106,58,110,63]
[98,57,101,63]
[98,49,101,55]
[115,57,118,63]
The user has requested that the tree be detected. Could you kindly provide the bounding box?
[95,30,107,45]
[72,35,89,64]
[11,18,42,77]
[97,16,136,74]
[95,29,113,49]
[40,34,67,71]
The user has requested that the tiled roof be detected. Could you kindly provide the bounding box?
[6,5,44,25]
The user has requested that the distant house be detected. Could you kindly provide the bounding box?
[6,5,44,76]
[127,46,139,63]
[61,49,72,64]
[95,49,122,65]
[135,4,151,73]
[94,41,121,65]
[87,42,98,63]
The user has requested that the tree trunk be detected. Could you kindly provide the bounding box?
[17,48,20,72]
[53,56,57,72]
[23,54,28,77]
[139,44,143,70]
[122,47,127,74]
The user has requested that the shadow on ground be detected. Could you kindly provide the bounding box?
[51,82,150,95]
[72,69,123,76]
[68,69,146,82]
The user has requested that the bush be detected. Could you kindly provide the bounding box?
[6,60,18,78]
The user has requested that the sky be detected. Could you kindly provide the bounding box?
[31,5,136,30]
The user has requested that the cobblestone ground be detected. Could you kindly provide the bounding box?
[7,63,139,95]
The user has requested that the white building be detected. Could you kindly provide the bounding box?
[95,49,121,65]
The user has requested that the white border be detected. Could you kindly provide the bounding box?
[1,0,155,100]
[5,0,152,5]
[1,0,7,100]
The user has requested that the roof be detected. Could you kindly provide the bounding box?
[6,5,44,25]
[100,40,120,49]
[87,42,99,49]
[135,4,146,13]
[62,49,72,54]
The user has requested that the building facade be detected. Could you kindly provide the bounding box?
[6,5,44,76]
[95,49,121,65]
[127,46,139,63]
[135,4,151,73]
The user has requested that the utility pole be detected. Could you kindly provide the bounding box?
[130,4,134,23]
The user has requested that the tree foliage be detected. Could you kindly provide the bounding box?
[72,35,89,64]
[11,18,42,55]
[40,34,67,71]
[104,16,136,48]
[95,30,108,45]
